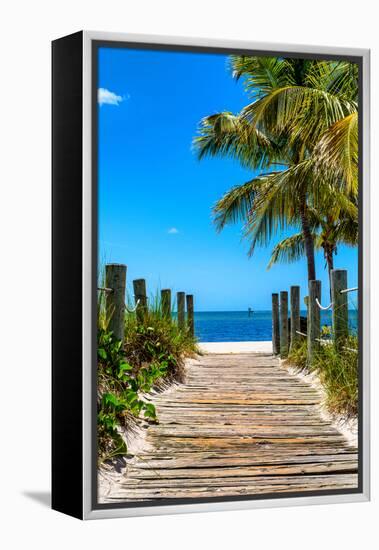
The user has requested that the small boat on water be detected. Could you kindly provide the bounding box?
[248,307,254,317]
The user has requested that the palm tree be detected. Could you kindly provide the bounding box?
[267,198,358,295]
[193,57,358,282]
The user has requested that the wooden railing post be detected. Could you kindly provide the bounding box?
[331,269,348,349]
[280,291,289,357]
[304,295,309,334]
[161,289,172,319]
[186,294,194,337]
[105,263,127,342]
[177,292,185,331]
[307,280,321,365]
[272,293,280,355]
[290,285,300,351]
[133,278,147,323]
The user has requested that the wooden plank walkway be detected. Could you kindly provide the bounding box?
[105,353,358,501]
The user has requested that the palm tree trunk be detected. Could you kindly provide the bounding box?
[299,198,316,281]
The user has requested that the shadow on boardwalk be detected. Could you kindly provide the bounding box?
[101,353,358,502]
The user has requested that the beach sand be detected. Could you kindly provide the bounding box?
[199,341,272,354]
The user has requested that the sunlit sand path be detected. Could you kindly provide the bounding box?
[103,352,358,502]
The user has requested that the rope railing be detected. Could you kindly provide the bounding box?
[340,286,358,294]
[297,328,330,345]
[98,286,143,313]
[315,285,358,310]
[296,330,356,352]
[315,298,333,311]
[102,265,195,342]
[273,271,357,362]
[124,299,140,313]
[343,346,358,353]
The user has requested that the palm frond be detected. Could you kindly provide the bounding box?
[312,112,358,194]
[305,61,358,100]
[212,176,265,232]
[267,232,306,268]
[335,217,358,246]
[241,85,357,149]
[193,111,280,169]
[239,169,305,254]
[229,56,294,96]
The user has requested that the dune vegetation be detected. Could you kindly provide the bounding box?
[97,291,198,463]
[287,332,358,417]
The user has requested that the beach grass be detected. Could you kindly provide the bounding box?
[97,288,198,463]
[288,333,358,418]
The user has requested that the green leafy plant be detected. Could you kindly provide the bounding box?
[97,289,198,464]
[97,326,161,463]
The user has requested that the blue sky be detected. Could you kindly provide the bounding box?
[98,47,358,311]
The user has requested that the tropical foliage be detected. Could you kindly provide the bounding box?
[97,293,198,463]
[193,56,359,287]
[268,196,358,291]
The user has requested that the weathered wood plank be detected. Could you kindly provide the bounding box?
[101,352,358,503]
[127,461,357,479]
[132,453,357,470]
[106,473,358,501]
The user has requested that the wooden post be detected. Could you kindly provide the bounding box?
[331,269,348,348]
[186,294,194,337]
[272,293,280,355]
[105,264,127,342]
[177,292,185,331]
[133,278,147,323]
[307,280,321,365]
[290,285,300,351]
[304,295,309,333]
[280,291,289,357]
[161,289,171,319]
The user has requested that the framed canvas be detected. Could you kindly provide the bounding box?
[52,31,370,520]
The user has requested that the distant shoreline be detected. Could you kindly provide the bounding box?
[199,341,272,354]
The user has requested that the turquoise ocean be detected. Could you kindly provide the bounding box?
[193,310,358,342]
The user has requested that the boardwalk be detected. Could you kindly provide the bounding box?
[105,353,358,502]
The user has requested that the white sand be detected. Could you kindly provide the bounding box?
[199,341,272,354]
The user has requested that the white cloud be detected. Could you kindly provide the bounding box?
[98,87,124,106]
[168,227,179,234]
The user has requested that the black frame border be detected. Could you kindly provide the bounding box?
[52,31,84,519]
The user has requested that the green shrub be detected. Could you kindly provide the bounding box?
[97,327,158,463]
[123,307,197,384]
[97,291,198,463]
